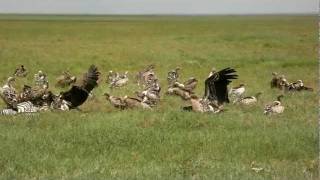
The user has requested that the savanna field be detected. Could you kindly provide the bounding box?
[0,15,318,179]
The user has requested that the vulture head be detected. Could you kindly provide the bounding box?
[208,67,217,77]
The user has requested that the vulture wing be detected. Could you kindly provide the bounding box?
[204,67,237,105]
[61,65,100,108]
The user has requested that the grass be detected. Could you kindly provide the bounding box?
[0,15,318,179]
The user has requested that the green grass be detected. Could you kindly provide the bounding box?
[0,15,318,179]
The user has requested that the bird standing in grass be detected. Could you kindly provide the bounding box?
[183,67,238,113]
[264,95,285,115]
[109,71,129,88]
[167,67,180,87]
[270,72,280,88]
[55,71,77,88]
[287,80,313,92]
[166,68,198,100]
[14,65,28,77]
[237,92,262,105]
[0,77,18,109]
[34,70,49,89]
[104,93,126,109]
[59,65,100,110]
[229,83,245,103]
[136,64,156,87]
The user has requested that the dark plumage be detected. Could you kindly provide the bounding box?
[60,65,100,109]
[204,67,238,105]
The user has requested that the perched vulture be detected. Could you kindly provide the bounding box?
[270,72,280,88]
[237,92,262,105]
[55,71,77,88]
[104,93,126,109]
[123,96,152,109]
[14,65,28,77]
[172,77,198,93]
[110,71,129,88]
[204,67,238,105]
[181,77,198,92]
[60,65,100,109]
[287,80,313,92]
[0,77,18,109]
[229,84,245,97]
[136,64,156,86]
[264,95,285,115]
[167,67,180,86]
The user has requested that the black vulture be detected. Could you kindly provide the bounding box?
[203,67,238,105]
[60,65,100,109]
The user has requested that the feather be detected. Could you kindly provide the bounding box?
[61,65,100,108]
[204,67,238,105]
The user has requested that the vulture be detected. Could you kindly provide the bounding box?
[136,78,161,106]
[229,84,245,97]
[34,71,49,89]
[173,77,198,93]
[166,87,192,100]
[110,71,129,88]
[17,85,33,102]
[203,67,238,105]
[0,77,18,109]
[106,70,118,84]
[136,64,156,87]
[166,77,197,100]
[60,65,100,109]
[238,92,262,105]
[270,72,280,88]
[229,83,246,103]
[188,94,222,113]
[264,95,285,115]
[123,96,152,109]
[104,93,126,109]
[167,67,180,87]
[55,71,77,88]
[287,80,313,92]
[14,65,28,77]
[104,93,151,110]
[182,67,237,113]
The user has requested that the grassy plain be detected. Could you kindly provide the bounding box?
[0,15,318,179]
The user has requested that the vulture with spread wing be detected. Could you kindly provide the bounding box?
[60,65,100,109]
[203,67,238,105]
[182,67,237,113]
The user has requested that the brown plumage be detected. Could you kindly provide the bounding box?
[166,87,192,100]
[104,93,126,109]
[264,95,285,115]
[14,65,28,77]
[123,96,151,109]
[136,64,156,86]
[60,65,100,109]
[55,71,77,88]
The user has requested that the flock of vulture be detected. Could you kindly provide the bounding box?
[0,64,313,115]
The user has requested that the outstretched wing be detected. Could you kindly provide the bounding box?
[81,65,100,92]
[61,65,100,108]
[204,68,237,105]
